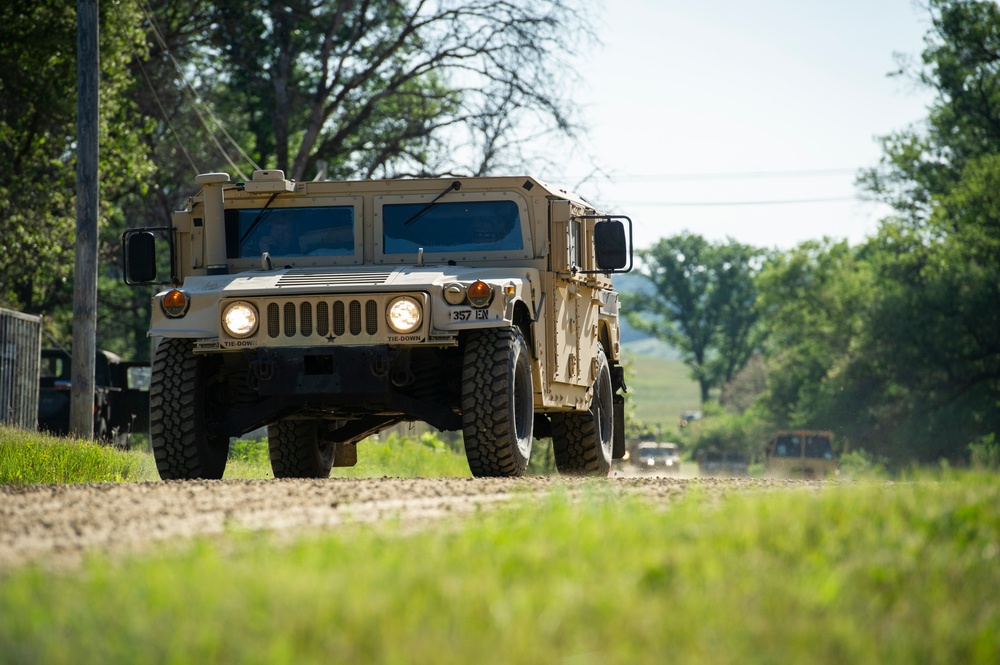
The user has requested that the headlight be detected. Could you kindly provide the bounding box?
[222,301,259,338]
[161,289,190,318]
[387,296,422,333]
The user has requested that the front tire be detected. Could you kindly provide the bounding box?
[461,326,534,477]
[551,345,614,476]
[149,339,229,480]
[267,419,335,478]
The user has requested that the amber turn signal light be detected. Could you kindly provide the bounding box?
[467,280,493,308]
[161,289,190,318]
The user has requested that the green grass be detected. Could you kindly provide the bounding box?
[333,432,471,478]
[622,348,701,432]
[1,474,998,664]
[0,425,469,484]
[0,426,157,484]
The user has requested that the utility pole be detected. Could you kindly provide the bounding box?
[70,0,99,439]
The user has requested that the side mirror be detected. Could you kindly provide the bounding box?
[594,218,632,272]
[123,231,157,283]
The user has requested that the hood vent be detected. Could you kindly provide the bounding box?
[275,269,395,288]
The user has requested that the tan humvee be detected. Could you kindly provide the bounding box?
[124,170,632,480]
[765,430,838,478]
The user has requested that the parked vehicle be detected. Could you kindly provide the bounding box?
[765,430,837,478]
[37,348,150,448]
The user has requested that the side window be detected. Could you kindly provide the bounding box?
[41,355,65,379]
[568,219,581,270]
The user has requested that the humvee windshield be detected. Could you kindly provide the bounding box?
[226,206,356,258]
[773,435,800,457]
[804,435,833,459]
[382,200,522,254]
[773,434,834,459]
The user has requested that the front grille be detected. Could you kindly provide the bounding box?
[266,296,381,341]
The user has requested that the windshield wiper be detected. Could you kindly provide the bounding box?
[239,191,283,246]
[402,180,461,226]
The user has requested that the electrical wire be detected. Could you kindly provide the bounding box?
[613,196,858,207]
[133,54,202,176]
[600,168,859,182]
[136,0,260,180]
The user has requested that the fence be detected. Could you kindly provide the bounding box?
[0,307,43,430]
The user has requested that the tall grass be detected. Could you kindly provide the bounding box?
[1,473,997,664]
[0,426,157,484]
[0,425,470,484]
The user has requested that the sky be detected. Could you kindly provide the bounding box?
[560,0,936,250]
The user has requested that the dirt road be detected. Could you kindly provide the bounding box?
[0,475,819,570]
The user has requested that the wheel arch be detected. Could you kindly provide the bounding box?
[511,299,534,353]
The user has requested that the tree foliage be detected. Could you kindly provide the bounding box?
[0,1,149,321]
[851,0,1000,462]
[141,0,588,183]
[623,233,767,404]
[756,0,1000,465]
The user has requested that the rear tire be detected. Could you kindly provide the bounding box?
[551,346,614,476]
[149,339,229,480]
[461,326,533,477]
[267,419,335,478]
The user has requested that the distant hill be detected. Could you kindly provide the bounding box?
[620,349,700,431]
[612,272,699,429]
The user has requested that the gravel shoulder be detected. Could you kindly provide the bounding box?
[0,476,823,571]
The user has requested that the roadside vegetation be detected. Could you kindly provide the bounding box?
[0,425,472,485]
[0,426,157,484]
[1,470,997,664]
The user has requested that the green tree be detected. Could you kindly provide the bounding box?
[185,0,590,181]
[847,0,1000,463]
[623,233,767,404]
[0,1,151,349]
[753,239,873,434]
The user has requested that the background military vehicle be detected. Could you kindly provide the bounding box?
[765,430,837,478]
[123,170,631,479]
[37,348,150,448]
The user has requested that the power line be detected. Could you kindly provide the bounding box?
[563,167,860,183]
[614,196,858,208]
[616,168,858,182]
[136,0,260,180]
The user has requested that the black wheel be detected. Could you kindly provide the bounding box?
[551,345,614,476]
[267,419,335,478]
[149,338,229,480]
[461,326,534,477]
